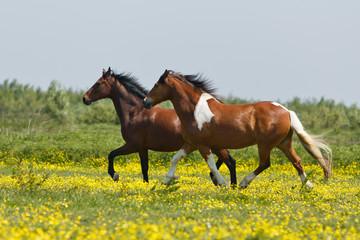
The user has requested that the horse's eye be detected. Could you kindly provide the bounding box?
[95,81,104,87]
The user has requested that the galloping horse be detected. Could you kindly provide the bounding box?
[143,70,332,188]
[83,68,237,184]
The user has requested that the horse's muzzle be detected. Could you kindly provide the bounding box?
[83,96,92,105]
[143,97,152,109]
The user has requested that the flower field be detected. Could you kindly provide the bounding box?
[1,148,360,240]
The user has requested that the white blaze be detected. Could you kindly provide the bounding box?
[194,93,216,130]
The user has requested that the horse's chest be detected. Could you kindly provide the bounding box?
[121,123,140,142]
[193,93,216,131]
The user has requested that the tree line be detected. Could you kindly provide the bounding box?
[1,79,359,132]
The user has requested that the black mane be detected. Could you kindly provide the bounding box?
[170,71,217,96]
[109,71,149,99]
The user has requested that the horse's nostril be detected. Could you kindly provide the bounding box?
[83,96,91,105]
[143,98,152,109]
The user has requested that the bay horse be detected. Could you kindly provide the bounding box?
[83,67,237,185]
[143,70,332,188]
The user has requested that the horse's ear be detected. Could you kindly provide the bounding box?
[163,69,169,78]
[102,69,106,75]
[106,67,111,77]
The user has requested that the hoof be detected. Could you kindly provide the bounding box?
[164,179,171,185]
[219,182,229,188]
[164,175,179,185]
[113,173,119,181]
[239,184,247,189]
[239,181,248,189]
[305,181,314,188]
[215,179,229,188]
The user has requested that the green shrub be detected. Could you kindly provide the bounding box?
[1,79,359,145]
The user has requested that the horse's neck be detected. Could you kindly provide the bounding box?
[111,90,143,126]
[171,87,200,122]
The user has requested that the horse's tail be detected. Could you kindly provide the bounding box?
[289,111,332,179]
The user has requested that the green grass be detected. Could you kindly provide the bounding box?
[1,125,360,239]
[1,154,359,239]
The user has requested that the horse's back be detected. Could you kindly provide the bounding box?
[203,100,291,148]
[212,101,290,125]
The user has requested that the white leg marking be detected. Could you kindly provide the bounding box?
[194,93,217,130]
[165,149,186,185]
[299,172,306,182]
[206,153,229,187]
[239,172,256,188]
[299,173,314,188]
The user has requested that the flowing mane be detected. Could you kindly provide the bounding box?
[109,71,149,99]
[169,71,217,96]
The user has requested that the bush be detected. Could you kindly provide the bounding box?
[0,79,359,144]
[221,96,360,131]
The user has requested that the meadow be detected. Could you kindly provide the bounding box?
[1,124,360,240]
[1,80,360,239]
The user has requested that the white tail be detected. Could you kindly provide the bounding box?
[289,111,332,179]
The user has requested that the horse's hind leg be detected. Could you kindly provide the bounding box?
[277,131,314,188]
[108,142,137,181]
[212,149,236,186]
[239,145,271,188]
[210,159,223,186]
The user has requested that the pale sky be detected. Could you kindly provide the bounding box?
[1,0,359,105]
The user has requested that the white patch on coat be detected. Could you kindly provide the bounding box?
[194,93,216,130]
[271,102,289,111]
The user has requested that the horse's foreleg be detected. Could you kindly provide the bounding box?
[108,143,137,181]
[209,158,223,186]
[164,143,195,185]
[199,147,229,187]
[212,149,237,186]
[139,150,149,183]
[164,149,185,185]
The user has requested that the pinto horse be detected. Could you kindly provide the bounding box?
[83,67,237,184]
[143,70,332,188]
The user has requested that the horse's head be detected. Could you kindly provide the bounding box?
[143,70,173,109]
[83,67,115,105]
